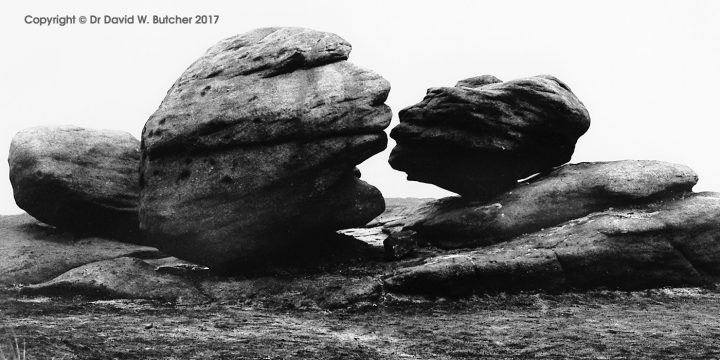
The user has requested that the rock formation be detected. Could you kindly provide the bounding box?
[5,37,715,301]
[0,213,162,285]
[389,75,590,199]
[139,27,391,270]
[380,74,720,294]
[22,257,210,305]
[384,192,720,295]
[8,126,140,239]
[407,160,698,248]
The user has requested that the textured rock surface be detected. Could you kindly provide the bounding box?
[143,256,209,275]
[9,126,140,239]
[384,192,720,295]
[389,75,591,199]
[366,198,433,230]
[408,160,698,248]
[0,213,162,286]
[383,230,419,260]
[140,27,391,270]
[22,257,209,305]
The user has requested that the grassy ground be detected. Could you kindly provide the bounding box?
[3,287,720,359]
[4,200,720,359]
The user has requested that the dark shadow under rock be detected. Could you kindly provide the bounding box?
[384,230,420,260]
[211,232,386,277]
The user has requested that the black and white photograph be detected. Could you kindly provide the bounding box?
[1,1,720,358]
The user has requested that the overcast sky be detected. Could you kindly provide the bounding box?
[1,0,719,215]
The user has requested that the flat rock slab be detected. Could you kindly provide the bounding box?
[0,213,162,286]
[22,257,209,305]
[143,256,209,275]
[366,198,434,229]
[390,75,590,199]
[406,160,697,249]
[9,126,140,239]
[384,192,720,295]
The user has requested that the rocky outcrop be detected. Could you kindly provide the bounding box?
[389,75,590,199]
[406,160,698,248]
[384,192,720,295]
[8,126,140,239]
[139,27,391,270]
[22,257,210,305]
[0,213,162,286]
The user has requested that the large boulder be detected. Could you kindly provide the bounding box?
[407,160,698,248]
[384,192,720,295]
[0,213,162,286]
[389,75,591,199]
[139,27,391,270]
[8,126,140,239]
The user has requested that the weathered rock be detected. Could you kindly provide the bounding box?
[383,230,418,260]
[389,75,591,199]
[143,257,209,275]
[337,198,434,249]
[407,160,698,248]
[384,192,720,295]
[140,28,391,270]
[367,198,434,229]
[9,126,140,239]
[22,257,209,305]
[0,213,162,286]
[337,227,386,247]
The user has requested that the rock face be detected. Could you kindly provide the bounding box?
[0,213,162,286]
[407,160,698,248]
[9,126,140,239]
[22,257,210,305]
[389,75,591,199]
[384,192,720,295]
[139,27,391,270]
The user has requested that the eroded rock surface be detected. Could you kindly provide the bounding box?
[407,160,698,248]
[22,257,209,305]
[384,193,720,295]
[0,214,162,286]
[9,126,140,239]
[140,27,391,270]
[389,75,590,199]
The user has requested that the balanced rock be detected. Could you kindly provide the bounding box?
[384,192,720,295]
[406,160,698,248]
[9,126,140,239]
[389,75,591,199]
[140,27,391,270]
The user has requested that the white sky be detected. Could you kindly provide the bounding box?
[1,0,719,215]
